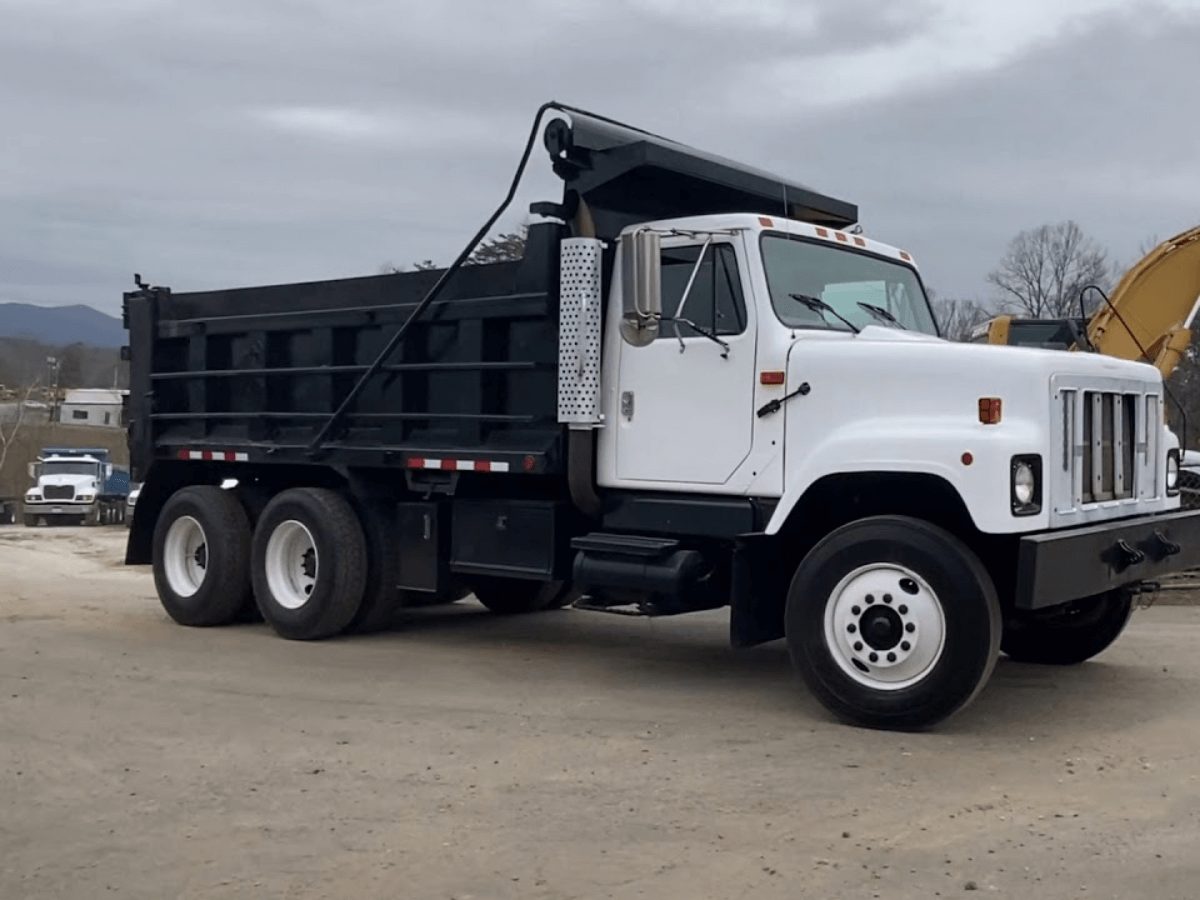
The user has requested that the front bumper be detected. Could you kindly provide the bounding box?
[1016,509,1200,609]
[23,503,95,516]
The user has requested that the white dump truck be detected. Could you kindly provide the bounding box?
[23,447,130,526]
[123,103,1199,729]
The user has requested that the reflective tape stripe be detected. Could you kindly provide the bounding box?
[177,449,250,462]
[406,457,512,473]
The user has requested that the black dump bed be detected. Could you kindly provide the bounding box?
[123,104,856,483]
[124,223,565,478]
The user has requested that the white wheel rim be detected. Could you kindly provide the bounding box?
[265,519,318,610]
[164,515,208,598]
[823,563,946,691]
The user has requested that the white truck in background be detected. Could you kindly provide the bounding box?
[23,447,130,526]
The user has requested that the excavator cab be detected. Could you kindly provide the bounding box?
[969,316,1085,350]
[973,226,1200,380]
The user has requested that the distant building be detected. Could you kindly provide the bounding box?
[58,388,126,427]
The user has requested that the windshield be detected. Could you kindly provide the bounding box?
[42,461,99,477]
[761,234,938,335]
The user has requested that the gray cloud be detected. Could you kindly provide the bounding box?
[0,0,1196,315]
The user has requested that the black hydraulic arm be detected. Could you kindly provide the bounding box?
[305,101,671,456]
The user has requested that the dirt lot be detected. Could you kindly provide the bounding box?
[2,526,1199,899]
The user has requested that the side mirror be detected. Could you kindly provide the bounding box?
[27,463,36,479]
[619,230,662,346]
[105,464,113,478]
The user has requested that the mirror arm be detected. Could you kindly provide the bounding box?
[670,236,714,353]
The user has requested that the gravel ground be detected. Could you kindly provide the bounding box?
[2,525,1199,899]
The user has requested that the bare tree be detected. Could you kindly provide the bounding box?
[987,221,1111,318]
[933,296,990,342]
[379,259,440,274]
[0,380,40,479]
[468,228,527,265]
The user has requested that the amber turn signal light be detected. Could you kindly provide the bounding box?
[978,397,1002,424]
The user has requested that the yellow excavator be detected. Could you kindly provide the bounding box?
[970,225,1200,380]
[971,225,1200,504]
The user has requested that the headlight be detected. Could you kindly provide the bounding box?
[1013,465,1035,504]
[25,492,41,501]
[1167,449,1180,495]
[1011,455,1042,515]
[77,493,95,502]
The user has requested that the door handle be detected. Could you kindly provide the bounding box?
[621,391,635,421]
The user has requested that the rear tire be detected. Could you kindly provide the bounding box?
[153,486,253,627]
[1001,589,1133,665]
[252,488,366,640]
[786,516,1001,730]
[471,578,575,614]
[344,500,402,634]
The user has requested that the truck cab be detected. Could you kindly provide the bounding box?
[122,103,1200,730]
[599,213,1176,533]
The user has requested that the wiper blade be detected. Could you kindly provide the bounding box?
[666,315,731,358]
[789,293,859,334]
[857,302,906,330]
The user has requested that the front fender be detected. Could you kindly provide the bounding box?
[765,418,1046,535]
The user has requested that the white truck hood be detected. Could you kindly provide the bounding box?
[849,325,1161,384]
[37,474,99,491]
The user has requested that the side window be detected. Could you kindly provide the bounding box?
[660,243,746,338]
[71,409,87,421]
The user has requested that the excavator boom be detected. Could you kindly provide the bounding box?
[972,226,1200,380]
[1086,225,1200,378]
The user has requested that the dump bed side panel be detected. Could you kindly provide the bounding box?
[125,223,566,479]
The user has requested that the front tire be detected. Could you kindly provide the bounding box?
[153,486,253,626]
[1001,589,1133,665]
[786,516,1001,730]
[251,488,367,640]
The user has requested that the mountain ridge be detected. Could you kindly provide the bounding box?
[0,303,124,348]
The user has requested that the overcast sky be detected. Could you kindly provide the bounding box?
[2,0,1198,317]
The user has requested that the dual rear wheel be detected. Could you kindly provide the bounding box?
[152,485,566,640]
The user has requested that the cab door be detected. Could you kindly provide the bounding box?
[612,235,757,486]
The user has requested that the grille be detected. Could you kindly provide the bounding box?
[1062,390,1146,504]
[43,485,74,500]
[1080,392,1137,501]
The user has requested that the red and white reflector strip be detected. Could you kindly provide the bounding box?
[177,449,248,462]
[406,458,511,473]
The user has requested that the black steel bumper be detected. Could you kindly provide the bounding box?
[1016,509,1200,610]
